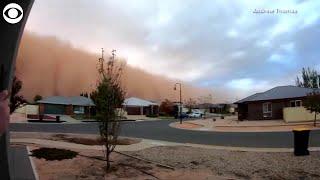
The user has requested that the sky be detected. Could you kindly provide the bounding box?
[24,0,320,101]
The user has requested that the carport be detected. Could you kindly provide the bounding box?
[123,97,159,115]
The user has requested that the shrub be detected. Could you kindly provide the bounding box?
[159,99,175,116]
[146,114,158,118]
[304,91,320,126]
[33,95,42,103]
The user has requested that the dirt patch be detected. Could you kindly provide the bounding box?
[29,145,320,179]
[174,122,203,129]
[126,146,320,179]
[30,145,233,180]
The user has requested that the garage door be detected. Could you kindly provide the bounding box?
[44,104,65,114]
[126,107,142,115]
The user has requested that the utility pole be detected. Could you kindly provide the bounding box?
[102,48,104,59]
[174,83,182,124]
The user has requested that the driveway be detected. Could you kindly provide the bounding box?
[9,119,320,148]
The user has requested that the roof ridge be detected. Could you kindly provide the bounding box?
[273,85,316,89]
[236,85,319,103]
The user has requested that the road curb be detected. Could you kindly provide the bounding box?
[26,146,39,180]
[11,136,320,153]
[169,121,320,133]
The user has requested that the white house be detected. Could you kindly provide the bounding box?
[123,97,159,115]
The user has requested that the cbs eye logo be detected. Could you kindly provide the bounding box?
[3,3,23,24]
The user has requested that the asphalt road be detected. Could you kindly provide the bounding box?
[9,120,320,148]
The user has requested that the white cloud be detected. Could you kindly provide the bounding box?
[230,51,246,59]
[268,54,283,63]
[267,53,295,65]
[227,78,269,91]
[227,29,239,38]
[281,42,295,52]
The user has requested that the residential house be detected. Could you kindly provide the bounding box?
[235,86,319,120]
[123,97,159,116]
[38,96,95,116]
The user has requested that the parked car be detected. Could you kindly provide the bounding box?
[188,112,202,118]
[176,112,189,119]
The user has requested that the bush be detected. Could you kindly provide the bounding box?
[31,148,78,161]
[33,95,42,103]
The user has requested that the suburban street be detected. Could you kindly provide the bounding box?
[9,120,320,148]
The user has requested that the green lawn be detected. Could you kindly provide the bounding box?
[158,116,175,120]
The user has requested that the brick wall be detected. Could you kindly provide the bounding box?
[39,104,45,115]
[245,98,305,120]
[65,105,74,115]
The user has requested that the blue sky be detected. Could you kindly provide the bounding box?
[25,0,320,101]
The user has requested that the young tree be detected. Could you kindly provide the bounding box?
[33,94,42,103]
[304,92,320,127]
[91,49,125,170]
[10,76,26,114]
[296,67,320,88]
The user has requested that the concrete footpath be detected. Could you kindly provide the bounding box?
[11,137,320,153]
[11,113,82,124]
[172,117,320,132]
[9,145,37,180]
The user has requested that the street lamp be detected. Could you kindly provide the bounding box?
[174,83,182,124]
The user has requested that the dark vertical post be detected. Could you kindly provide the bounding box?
[174,83,182,124]
[179,83,182,124]
[0,0,34,179]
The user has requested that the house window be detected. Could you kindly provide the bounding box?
[263,102,272,118]
[74,106,85,114]
[290,100,302,107]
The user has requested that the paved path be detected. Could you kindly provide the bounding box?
[171,120,320,132]
[9,145,36,180]
[9,120,320,148]
[11,138,320,153]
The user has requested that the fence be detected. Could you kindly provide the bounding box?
[283,107,320,123]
